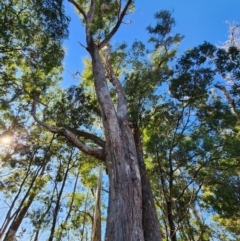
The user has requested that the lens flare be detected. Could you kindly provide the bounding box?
[0,136,12,145]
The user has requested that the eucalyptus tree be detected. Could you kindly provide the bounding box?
[2,0,181,238]
[29,1,175,240]
[2,0,240,240]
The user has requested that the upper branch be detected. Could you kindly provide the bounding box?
[117,0,122,19]
[87,0,96,23]
[31,96,105,160]
[104,53,128,120]
[68,0,88,22]
[214,84,238,117]
[99,0,132,48]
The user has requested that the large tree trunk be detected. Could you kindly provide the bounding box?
[133,127,162,241]
[29,1,163,239]
[89,43,144,241]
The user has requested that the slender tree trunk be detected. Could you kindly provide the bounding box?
[48,153,72,241]
[168,144,176,241]
[4,194,36,241]
[91,165,103,241]
[80,191,92,241]
[167,200,177,241]
[0,152,36,238]
[3,165,43,241]
[89,43,144,241]
[133,127,162,241]
[33,229,40,241]
[57,171,80,241]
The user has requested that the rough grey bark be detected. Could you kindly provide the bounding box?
[133,127,162,241]
[88,42,144,241]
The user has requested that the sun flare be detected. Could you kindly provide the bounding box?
[0,136,12,145]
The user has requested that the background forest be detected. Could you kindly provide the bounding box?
[0,0,240,240]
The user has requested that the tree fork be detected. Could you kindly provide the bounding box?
[88,42,144,241]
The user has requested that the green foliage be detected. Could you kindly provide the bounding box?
[1,1,240,240]
[0,0,69,108]
[147,10,183,50]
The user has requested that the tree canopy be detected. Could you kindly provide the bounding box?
[0,1,240,240]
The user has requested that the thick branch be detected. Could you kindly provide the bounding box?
[31,97,105,160]
[63,126,105,148]
[87,0,96,23]
[68,0,87,21]
[117,0,122,19]
[214,84,237,116]
[99,0,132,48]
[61,129,105,160]
[104,53,128,120]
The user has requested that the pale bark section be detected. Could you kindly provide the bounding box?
[214,84,238,117]
[91,165,103,241]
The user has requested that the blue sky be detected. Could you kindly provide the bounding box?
[61,0,240,86]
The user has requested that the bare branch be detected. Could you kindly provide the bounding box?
[31,97,105,160]
[214,84,238,116]
[121,20,132,25]
[68,0,87,22]
[67,69,82,79]
[99,0,133,49]
[78,41,88,50]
